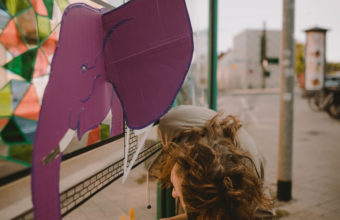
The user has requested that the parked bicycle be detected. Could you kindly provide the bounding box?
[308,74,340,120]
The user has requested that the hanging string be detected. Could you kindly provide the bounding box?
[123,122,130,182]
[147,169,151,209]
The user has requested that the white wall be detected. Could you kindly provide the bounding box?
[218,29,281,90]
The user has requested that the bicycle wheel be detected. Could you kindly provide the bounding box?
[328,104,340,120]
[308,93,321,112]
[319,90,333,111]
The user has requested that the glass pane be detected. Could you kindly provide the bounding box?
[42,0,54,18]
[0,9,10,29]
[3,48,38,82]
[0,118,9,131]
[50,1,62,31]
[36,15,51,42]
[0,1,6,11]
[41,30,57,56]
[14,116,37,143]
[5,0,31,16]
[33,48,49,77]
[55,0,68,13]
[1,117,26,143]
[0,82,12,117]
[100,123,110,140]
[14,8,37,46]
[32,74,49,104]
[87,126,100,145]
[0,19,27,56]
[13,85,41,120]
[31,0,48,16]
[9,144,33,164]
[11,80,31,111]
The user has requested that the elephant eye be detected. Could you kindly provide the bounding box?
[80,64,88,73]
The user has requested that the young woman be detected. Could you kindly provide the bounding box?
[152,105,273,220]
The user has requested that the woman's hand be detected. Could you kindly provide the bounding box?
[160,213,187,220]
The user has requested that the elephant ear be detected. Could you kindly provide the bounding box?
[102,0,193,129]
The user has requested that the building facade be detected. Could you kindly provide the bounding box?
[218,29,281,90]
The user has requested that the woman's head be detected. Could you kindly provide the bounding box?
[155,114,271,220]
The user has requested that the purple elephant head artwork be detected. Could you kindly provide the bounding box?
[31,0,193,219]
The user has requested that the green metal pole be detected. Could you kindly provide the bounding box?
[157,182,162,219]
[157,182,175,218]
[208,0,218,110]
[157,97,177,219]
[165,187,175,217]
[157,1,219,217]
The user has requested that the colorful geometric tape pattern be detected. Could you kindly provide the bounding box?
[0,0,112,166]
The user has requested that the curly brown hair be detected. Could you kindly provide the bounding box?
[153,114,272,220]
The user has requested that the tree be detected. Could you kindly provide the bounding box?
[295,42,305,76]
[327,62,340,74]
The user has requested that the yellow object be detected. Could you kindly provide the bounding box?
[0,83,12,117]
[129,208,135,220]
[121,207,135,220]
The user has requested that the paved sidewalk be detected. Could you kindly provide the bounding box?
[218,88,340,220]
[64,165,158,220]
[65,88,340,220]
[3,88,338,220]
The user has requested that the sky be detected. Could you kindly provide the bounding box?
[216,0,340,62]
[184,0,340,62]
